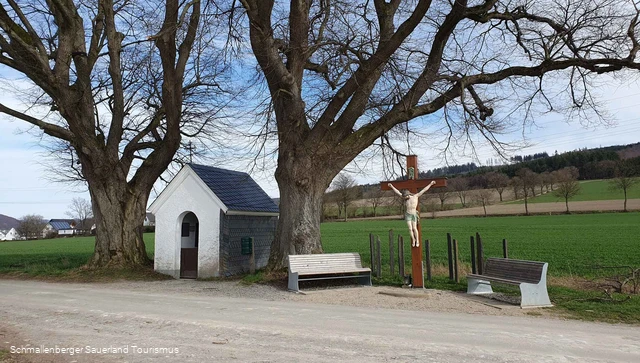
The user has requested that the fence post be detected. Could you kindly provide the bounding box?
[376,235,382,278]
[389,229,395,276]
[453,239,459,283]
[470,236,476,274]
[425,239,432,282]
[398,235,405,278]
[447,233,454,281]
[476,232,484,275]
[369,233,375,272]
[503,238,509,259]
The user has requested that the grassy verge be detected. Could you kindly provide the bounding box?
[0,233,159,281]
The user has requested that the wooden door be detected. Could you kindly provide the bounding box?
[180,248,198,279]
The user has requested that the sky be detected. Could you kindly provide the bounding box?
[1,74,639,220]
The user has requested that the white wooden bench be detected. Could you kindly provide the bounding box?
[467,258,553,308]
[288,253,372,292]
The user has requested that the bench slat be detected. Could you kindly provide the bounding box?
[481,258,544,284]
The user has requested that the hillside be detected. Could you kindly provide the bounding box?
[0,214,19,230]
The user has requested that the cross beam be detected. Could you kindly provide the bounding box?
[379,155,447,288]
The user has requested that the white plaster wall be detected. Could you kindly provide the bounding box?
[153,173,221,278]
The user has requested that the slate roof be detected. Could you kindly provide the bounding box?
[188,164,279,214]
[48,219,75,230]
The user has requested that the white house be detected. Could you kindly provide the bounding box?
[0,230,5,240]
[143,212,155,227]
[3,228,21,241]
[149,164,279,279]
[42,219,76,238]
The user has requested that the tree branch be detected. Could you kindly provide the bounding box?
[0,102,74,141]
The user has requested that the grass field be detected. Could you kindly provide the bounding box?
[321,212,640,278]
[509,179,640,204]
[0,234,155,276]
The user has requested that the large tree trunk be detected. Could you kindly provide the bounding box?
[87,177,151,268]
[267,158,334,271]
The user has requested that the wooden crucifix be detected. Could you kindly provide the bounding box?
[380,155,447,288]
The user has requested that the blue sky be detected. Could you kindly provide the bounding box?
[1,73,639,220]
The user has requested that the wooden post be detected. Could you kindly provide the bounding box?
[470,236,477,274]
[447,233,454,280]
[476,232,484,275]
[398,235,405,279]
[389,229,395,276]
[369,233,375,271]
[250,238,256,274]
[503,239,509,259]
[425,239,432,282]
[376,236,382,278]
[453,239,459,283]
[407,156,423,287]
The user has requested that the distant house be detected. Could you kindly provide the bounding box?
[0,230,5,241]
[149,164,279,279]
[42,219,77,238]
[3,228,21,241]
[144,212,155,227]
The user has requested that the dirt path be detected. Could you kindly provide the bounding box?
[431,199,640,217]
[1,280,639,363]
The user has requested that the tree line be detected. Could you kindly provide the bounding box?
[325,159,639,220]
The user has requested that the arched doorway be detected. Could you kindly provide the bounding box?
[179,212,199,278]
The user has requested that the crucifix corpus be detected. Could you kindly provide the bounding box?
[380,155,447,288]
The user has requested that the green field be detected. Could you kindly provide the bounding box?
[321,212,640,277]
[1,213,637,278]
[509,179,640,204]
[0,234,155,275]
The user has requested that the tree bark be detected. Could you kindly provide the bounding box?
[85,170,153,267]
[90,196,150,267]
[267,157,333,270]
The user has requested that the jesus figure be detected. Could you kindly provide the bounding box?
[388,181,437,247]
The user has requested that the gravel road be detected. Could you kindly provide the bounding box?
[1,280,638,363]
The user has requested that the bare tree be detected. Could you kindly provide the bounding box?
[515,168,536,215]
[553,167,582,213]
[436,185,453,210]
[486,172,510,202]
[237,0,640,269]
[332,173,357,221]
[473,189,493,217]
[530,172,542,197]
[449,177,470,208]
[17,214,46,240]
[365,188,385,217]
[541,171,553,192]
[510,176,522,200]
[65,198,93,233]
[0,1,228,267]
[609,161,639,212]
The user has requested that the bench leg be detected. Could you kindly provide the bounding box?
[288,272,300,292]
[357,273,372,287]
[467,278,493,294]
[519,282,553,308]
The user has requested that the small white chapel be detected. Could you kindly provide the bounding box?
[149,164,279,279]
